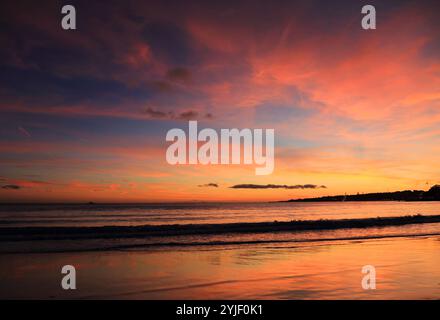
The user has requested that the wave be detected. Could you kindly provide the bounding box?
[1,214,440,242]
[2,231,440,254]
[99,232,440,250]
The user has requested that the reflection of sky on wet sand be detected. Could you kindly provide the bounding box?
[2,236,440,299]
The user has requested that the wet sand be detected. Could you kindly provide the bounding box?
[2,235,440,299]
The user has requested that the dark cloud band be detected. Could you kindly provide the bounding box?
[230,184,326,189]
[198,183,219,188]
[2,184,22,190]
[143,107,213,120]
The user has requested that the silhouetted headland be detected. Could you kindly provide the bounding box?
[285,185,440,202]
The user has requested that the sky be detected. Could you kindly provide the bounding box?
[0,0,440,202]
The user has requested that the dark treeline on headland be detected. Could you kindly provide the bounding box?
[286,185,440,202]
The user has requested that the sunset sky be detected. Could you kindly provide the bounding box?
[1,0,440,202]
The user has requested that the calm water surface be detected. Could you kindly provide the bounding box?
[1,201,439,227]
[1,201,440,299]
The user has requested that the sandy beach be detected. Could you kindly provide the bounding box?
[1,233,440,299]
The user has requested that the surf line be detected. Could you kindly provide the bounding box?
[165,121,274,175]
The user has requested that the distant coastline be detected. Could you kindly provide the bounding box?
[285,185,440,202]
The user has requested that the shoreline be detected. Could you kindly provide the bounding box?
[2,234,440,299]
[2,214,440,241]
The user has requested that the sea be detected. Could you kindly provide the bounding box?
[1,201,440,299]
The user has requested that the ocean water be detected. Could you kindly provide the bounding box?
[1,201,440,299]
[1,201,440,253]
[1,201,440,228]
